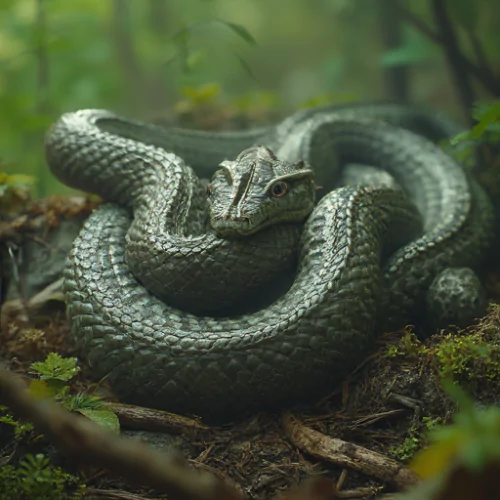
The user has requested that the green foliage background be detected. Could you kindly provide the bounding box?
[1,0,499,196]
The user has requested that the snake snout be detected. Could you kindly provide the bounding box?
[210,212,255,238]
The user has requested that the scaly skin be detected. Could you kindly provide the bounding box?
[45,104,494,420]
[95,101,463,178]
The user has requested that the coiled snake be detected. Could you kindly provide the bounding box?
[45,103,494,420]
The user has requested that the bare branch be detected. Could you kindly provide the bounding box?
[103,401,209,434]
[282,413,420,491]
[386,0,500,98]
[430,0,475,125]
[0,367,244,500]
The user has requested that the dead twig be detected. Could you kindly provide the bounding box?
[1,278,64,333]
[103,402,209,434]
[282,413,420,491]
[348,409,406,429]
[83,488,159,499]
[0,367,244,500]
[273,476,338,500]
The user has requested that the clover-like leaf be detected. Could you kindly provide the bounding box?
[30,353,80,382]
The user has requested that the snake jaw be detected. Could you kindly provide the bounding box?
[210,216,254,238]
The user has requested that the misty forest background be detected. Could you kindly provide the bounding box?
[1,0,499,197]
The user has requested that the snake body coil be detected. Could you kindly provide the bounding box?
[45,103,494,419]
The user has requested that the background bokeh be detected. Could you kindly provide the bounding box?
[1,0,499,196]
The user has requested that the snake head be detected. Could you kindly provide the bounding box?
[208,146,316,238]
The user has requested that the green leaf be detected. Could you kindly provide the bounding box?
[217,20,258,46]
[21,453,51,472]
[77,408,120,434]
[28,379,57,400]
[30,353,80,382]
[381,28,436,67]
[68,393,103,411]
[233,52,259,82]
[472,100,500,120]
[381,41,435,67]
[450,101,500,144]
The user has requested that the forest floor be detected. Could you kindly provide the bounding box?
[1,187,500,500]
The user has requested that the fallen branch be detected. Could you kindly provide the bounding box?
[282,413,420,491]
[1,278,64,333]
[103,401,209,434]
[84,488,157,499]
[0,367,244,500]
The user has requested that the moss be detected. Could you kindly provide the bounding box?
[382,305,500,388]
[434,332,500,381]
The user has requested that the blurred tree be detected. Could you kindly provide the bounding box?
[379,0,409,101]
[385,0,500,123]
[0,0,498,196]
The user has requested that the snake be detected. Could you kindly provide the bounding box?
[45,103,494,420]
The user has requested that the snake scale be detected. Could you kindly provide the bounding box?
[45,103,494,420]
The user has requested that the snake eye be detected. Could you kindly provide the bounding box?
[269,181,290,198]
[207,184,213,196]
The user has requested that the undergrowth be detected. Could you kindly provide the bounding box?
[384,304,500,388]
[0,354,118,499]
[0,453,85,500]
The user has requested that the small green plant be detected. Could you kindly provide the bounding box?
[0,453,85,500]
[0,171,34,215]
[395,382,500,498]
[390,433,421,462]
[411,381,500,478]
[29,353,120,433]
[383,329,428,360]
[446,100,500,167]
[422,416,443,433]
[31,352,81,382]
[0,405,35,440]
[389,417,443,463]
